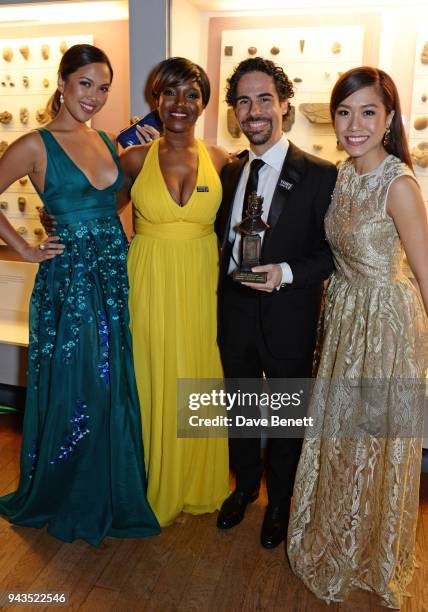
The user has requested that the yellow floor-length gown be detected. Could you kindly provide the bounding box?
[127,139,230,527]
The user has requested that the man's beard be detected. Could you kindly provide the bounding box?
[240,117,273,145]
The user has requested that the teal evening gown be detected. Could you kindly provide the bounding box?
[0,128,160,545]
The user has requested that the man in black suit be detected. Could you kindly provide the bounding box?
[215,57,337,548]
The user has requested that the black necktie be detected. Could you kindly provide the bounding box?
[241,158,265,221]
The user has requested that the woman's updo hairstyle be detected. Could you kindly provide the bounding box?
[47,44,113,118]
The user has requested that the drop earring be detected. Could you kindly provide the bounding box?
[59,93,64,104]
[383,126,391,146]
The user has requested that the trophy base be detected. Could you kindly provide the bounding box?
[233,271,268,284]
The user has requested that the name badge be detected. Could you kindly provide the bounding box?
[196,186,209,192]
[279,179,294,191]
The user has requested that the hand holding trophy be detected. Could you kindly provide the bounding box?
[233,191,270,283]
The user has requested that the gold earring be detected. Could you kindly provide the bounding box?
[383,126,391,146]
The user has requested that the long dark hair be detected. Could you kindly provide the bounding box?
[151,57,211,107]
[48,44,113,118]
[330,66,412,169]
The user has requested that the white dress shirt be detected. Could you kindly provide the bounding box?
[228,133,293,285]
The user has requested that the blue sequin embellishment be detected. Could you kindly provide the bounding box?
[98,312,110,384]
[28,441,37,479]
[50,400,90,464]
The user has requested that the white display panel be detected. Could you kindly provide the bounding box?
[0,34,93,246]
[217,26,364,164]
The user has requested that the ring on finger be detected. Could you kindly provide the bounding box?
[39,242,46,251]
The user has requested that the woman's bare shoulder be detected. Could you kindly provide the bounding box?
[119,142,153,181]
[205,143,232,173]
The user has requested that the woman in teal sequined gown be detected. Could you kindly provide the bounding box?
[0,45,159,545]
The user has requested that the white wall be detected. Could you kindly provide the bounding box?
[171,0,209,137]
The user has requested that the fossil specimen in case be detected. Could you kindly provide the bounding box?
[19,45,30,60]
[332,42,341,54]
[43,78,50,88]
[224,46,233,56]
[299,103,331,124]
[293,77,302,83]
[421,42,428,65]
[422,93,427,103]
[22,75,29,88]
[0,141,8,156]
[411,142,428,168]
[20,108,29,124]
[270,46,280,55]
[414,116,428,130]
[2,47,13,62]
[36,108,49,124]
[248,47,257,55]
[299,40,305,53]
[18,197,26,212]
[227,108,241,138]
[41,44,50,60]
[0,111,13,124]
[59,41,68,55]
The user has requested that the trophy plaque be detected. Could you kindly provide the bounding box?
[233,191,270,283]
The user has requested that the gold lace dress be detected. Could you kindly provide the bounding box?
[287,155,428,608]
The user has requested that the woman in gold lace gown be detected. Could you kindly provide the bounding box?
[288,67,428,608]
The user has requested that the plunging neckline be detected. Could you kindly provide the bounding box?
[41,128,120,192]
[157,139,200,208]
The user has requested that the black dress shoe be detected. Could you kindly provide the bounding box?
[216,489,259,530]
[260,504,290,549]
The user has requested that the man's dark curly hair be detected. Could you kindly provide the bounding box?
[225,57,294,107]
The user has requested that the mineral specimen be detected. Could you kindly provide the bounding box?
[248,47,257,55]
[22,75,29,88]
[299,103,331,124]
[0,141,8,156]
[16,226,27,235]
[0,111,13,124]
[41,44,50,60]
[0,201,8,210]
[332,42,341,54]
[411,141,428,168]
[19,45,29,60]
[36,108,49,124]
[224,46,233,56]
[43,78,49,88]
[19,177,28,185]
[2,47,13,62]
[59,41,68,55]
[227,108,241,138]
[414,116,428,130]
[20,108,29,124]
[18,197,26,212]
[421,42,428,65]
[270,46,280,55]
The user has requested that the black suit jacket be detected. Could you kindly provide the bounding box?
[215,141,337,360]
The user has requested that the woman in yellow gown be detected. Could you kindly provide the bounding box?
[121,58,230,526]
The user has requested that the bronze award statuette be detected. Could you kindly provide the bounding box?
[233,191,270,283]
